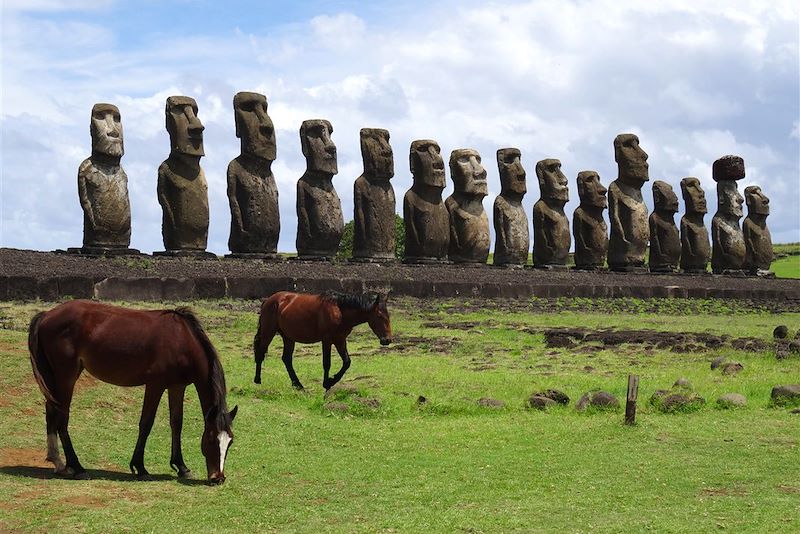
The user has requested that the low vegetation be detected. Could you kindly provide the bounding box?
[1,297,798,532]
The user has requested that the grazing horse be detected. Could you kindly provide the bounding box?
[253,291,392,390]
[27,300,237,484]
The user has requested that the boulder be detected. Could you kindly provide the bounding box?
[717,393,746,409]
[527,395,556,410]
[771,384,800,407]
[721,362,744,376]
[655,392,706,413]
[478,397,505,409]
[576,391,619,411]
[672,377,692,389]
[531,388,570,405]
[710,356,726,370]
[773,325,789,339]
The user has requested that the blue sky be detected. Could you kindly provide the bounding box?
[2,0,798,254]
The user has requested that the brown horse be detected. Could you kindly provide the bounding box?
[27,300,237,484]
[253,291,392,390]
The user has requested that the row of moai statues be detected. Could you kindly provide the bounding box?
[76,94,773,275]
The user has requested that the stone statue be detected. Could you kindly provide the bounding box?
[403,139,449,264]
[352,128,396,262]
[572,171,608,270]
[607,133,649,271]
[743,185,773,275]
[295,119,343,260]
[446,149,490,264]
[648,181,681,272]
[679,177,710,273]
[74,103,137,255]
[711,155,746,274]
[156,96,211,256]
[532,158,570,268]
[226,92,280,258]
[492,148,529,267]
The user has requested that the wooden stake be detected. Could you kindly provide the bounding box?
[625,374,639,425]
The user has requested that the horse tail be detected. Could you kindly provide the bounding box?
[28,311,58,406]
[172,307,227,412]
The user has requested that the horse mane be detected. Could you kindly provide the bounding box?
[321,291,380,312]
[169,307,229,425]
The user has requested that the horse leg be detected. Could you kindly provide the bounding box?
[321,342,334,390]
[49,366,85,478]
[280,338,303,390]
[328,339,351,389]
[253,307,278,384]
[167,385,191,478]
[129,384,165,479]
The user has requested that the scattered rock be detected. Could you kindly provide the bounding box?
[544,333,577,349]
[721,362,744,376]
[478,397,505,409]
[527,395,556,410]
[773,325,789,339]
[576,391,619,411]
[355,397,381,409]
[673,378,692,389]
[789,340,800,354]
[771,384,800,407]
[416,395,427,405]
[655,392,706,413]
[717,393,747,409]
[649,389,670,406]
[324,401,349,413]
[531,388,570,405]
[711,357,726,370]
[324,382,360,397]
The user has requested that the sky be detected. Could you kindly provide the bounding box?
[1,0,798,254]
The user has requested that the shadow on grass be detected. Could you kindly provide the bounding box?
[0,465,208,485]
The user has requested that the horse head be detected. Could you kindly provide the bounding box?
[201,404,238,484]
[367,294,392,346]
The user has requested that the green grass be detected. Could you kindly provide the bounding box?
[1,298,799,532]
[771,255,800,279]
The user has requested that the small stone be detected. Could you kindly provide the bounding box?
[657,393,706,413]
[527,395,556,410]
[717,393,747,409]
[721,362,744,375]
[478,397,505,409]
[789,341,800,354]
[531,388,570,405]
[649,389,670,406]
[416,395,427,405]
[710,357,726,370]
[673,378,692,389]
[324,401,349,413]
[771,384,800,407]
[355,397,381,409]
[773,325,788,339]
[576,391,619,411]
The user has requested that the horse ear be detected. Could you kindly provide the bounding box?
[229,405,238,422]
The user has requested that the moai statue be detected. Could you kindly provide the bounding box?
[743,185,773,276]
[648,181,681,272]
[607,133,649,271]
[156,96,212,256]
[492,148,529,267]
[403,139,449,264]
[446,149,490,264]
[352,128,396,262]
[532,159,570,268]
[226,92,280,259]
[295,119,343,260]
[711,155,746,274]
[572,171,608,270]
[73,103,138,255]
[679,177,710,273]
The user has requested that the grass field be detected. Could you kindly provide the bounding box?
[1,298,799,532]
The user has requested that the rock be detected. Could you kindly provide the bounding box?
[721,362,744,375]
[649,389,670,406]
[355,397,381,409]
[771,384,800,407]
[710,356,726,370]
[478,397,505,409]
[324,401,349,413]
[672,377,692,389]
[655,392,706,413]
[416,395,427,405]
[773,325,789,339]
[576,391,619,411]
[531,388,570,406]
[527,395,556,410]
[717,393,747,409]
[789,341,800,354]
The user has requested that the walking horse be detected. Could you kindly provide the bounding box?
[253,291,392,390]
[28,300,237,484]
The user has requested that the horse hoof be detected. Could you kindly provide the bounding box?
[72,470,89,480]
[178,468,192,479]
[254,377,261,384]
[54,466,75,477]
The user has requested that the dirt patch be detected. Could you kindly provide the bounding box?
[59,494,111,508]
[391,335,459,354]
[0,447,49,469]
[422,321,483,330]
[699,487,749,497]
[776,484,800,494]
[73,373,100,393]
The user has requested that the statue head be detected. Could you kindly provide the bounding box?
[680,177,707,215]
[409,139,445,189]
[300,119,337,175]
[449,148,487,197]
[712,155,745,182]
[717,181,744,219]
[90,103,124,158]
[166,96,204,157]
[577,170,607,209]
[653,180,679,214]
[497,148,526,196]
[234,92,275,161]
[535,158,569,203]
[614,133,649,186]
[360,128,394,180]
[744,185,769,216]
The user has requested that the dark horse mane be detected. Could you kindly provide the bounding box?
[321,291,382,312]
[168,307,229,425]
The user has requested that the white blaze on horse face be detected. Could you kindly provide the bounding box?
[217,431,232,473]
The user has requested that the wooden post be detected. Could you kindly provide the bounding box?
[624,374,639,425]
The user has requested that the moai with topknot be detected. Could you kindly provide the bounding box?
[711,155,746,274]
